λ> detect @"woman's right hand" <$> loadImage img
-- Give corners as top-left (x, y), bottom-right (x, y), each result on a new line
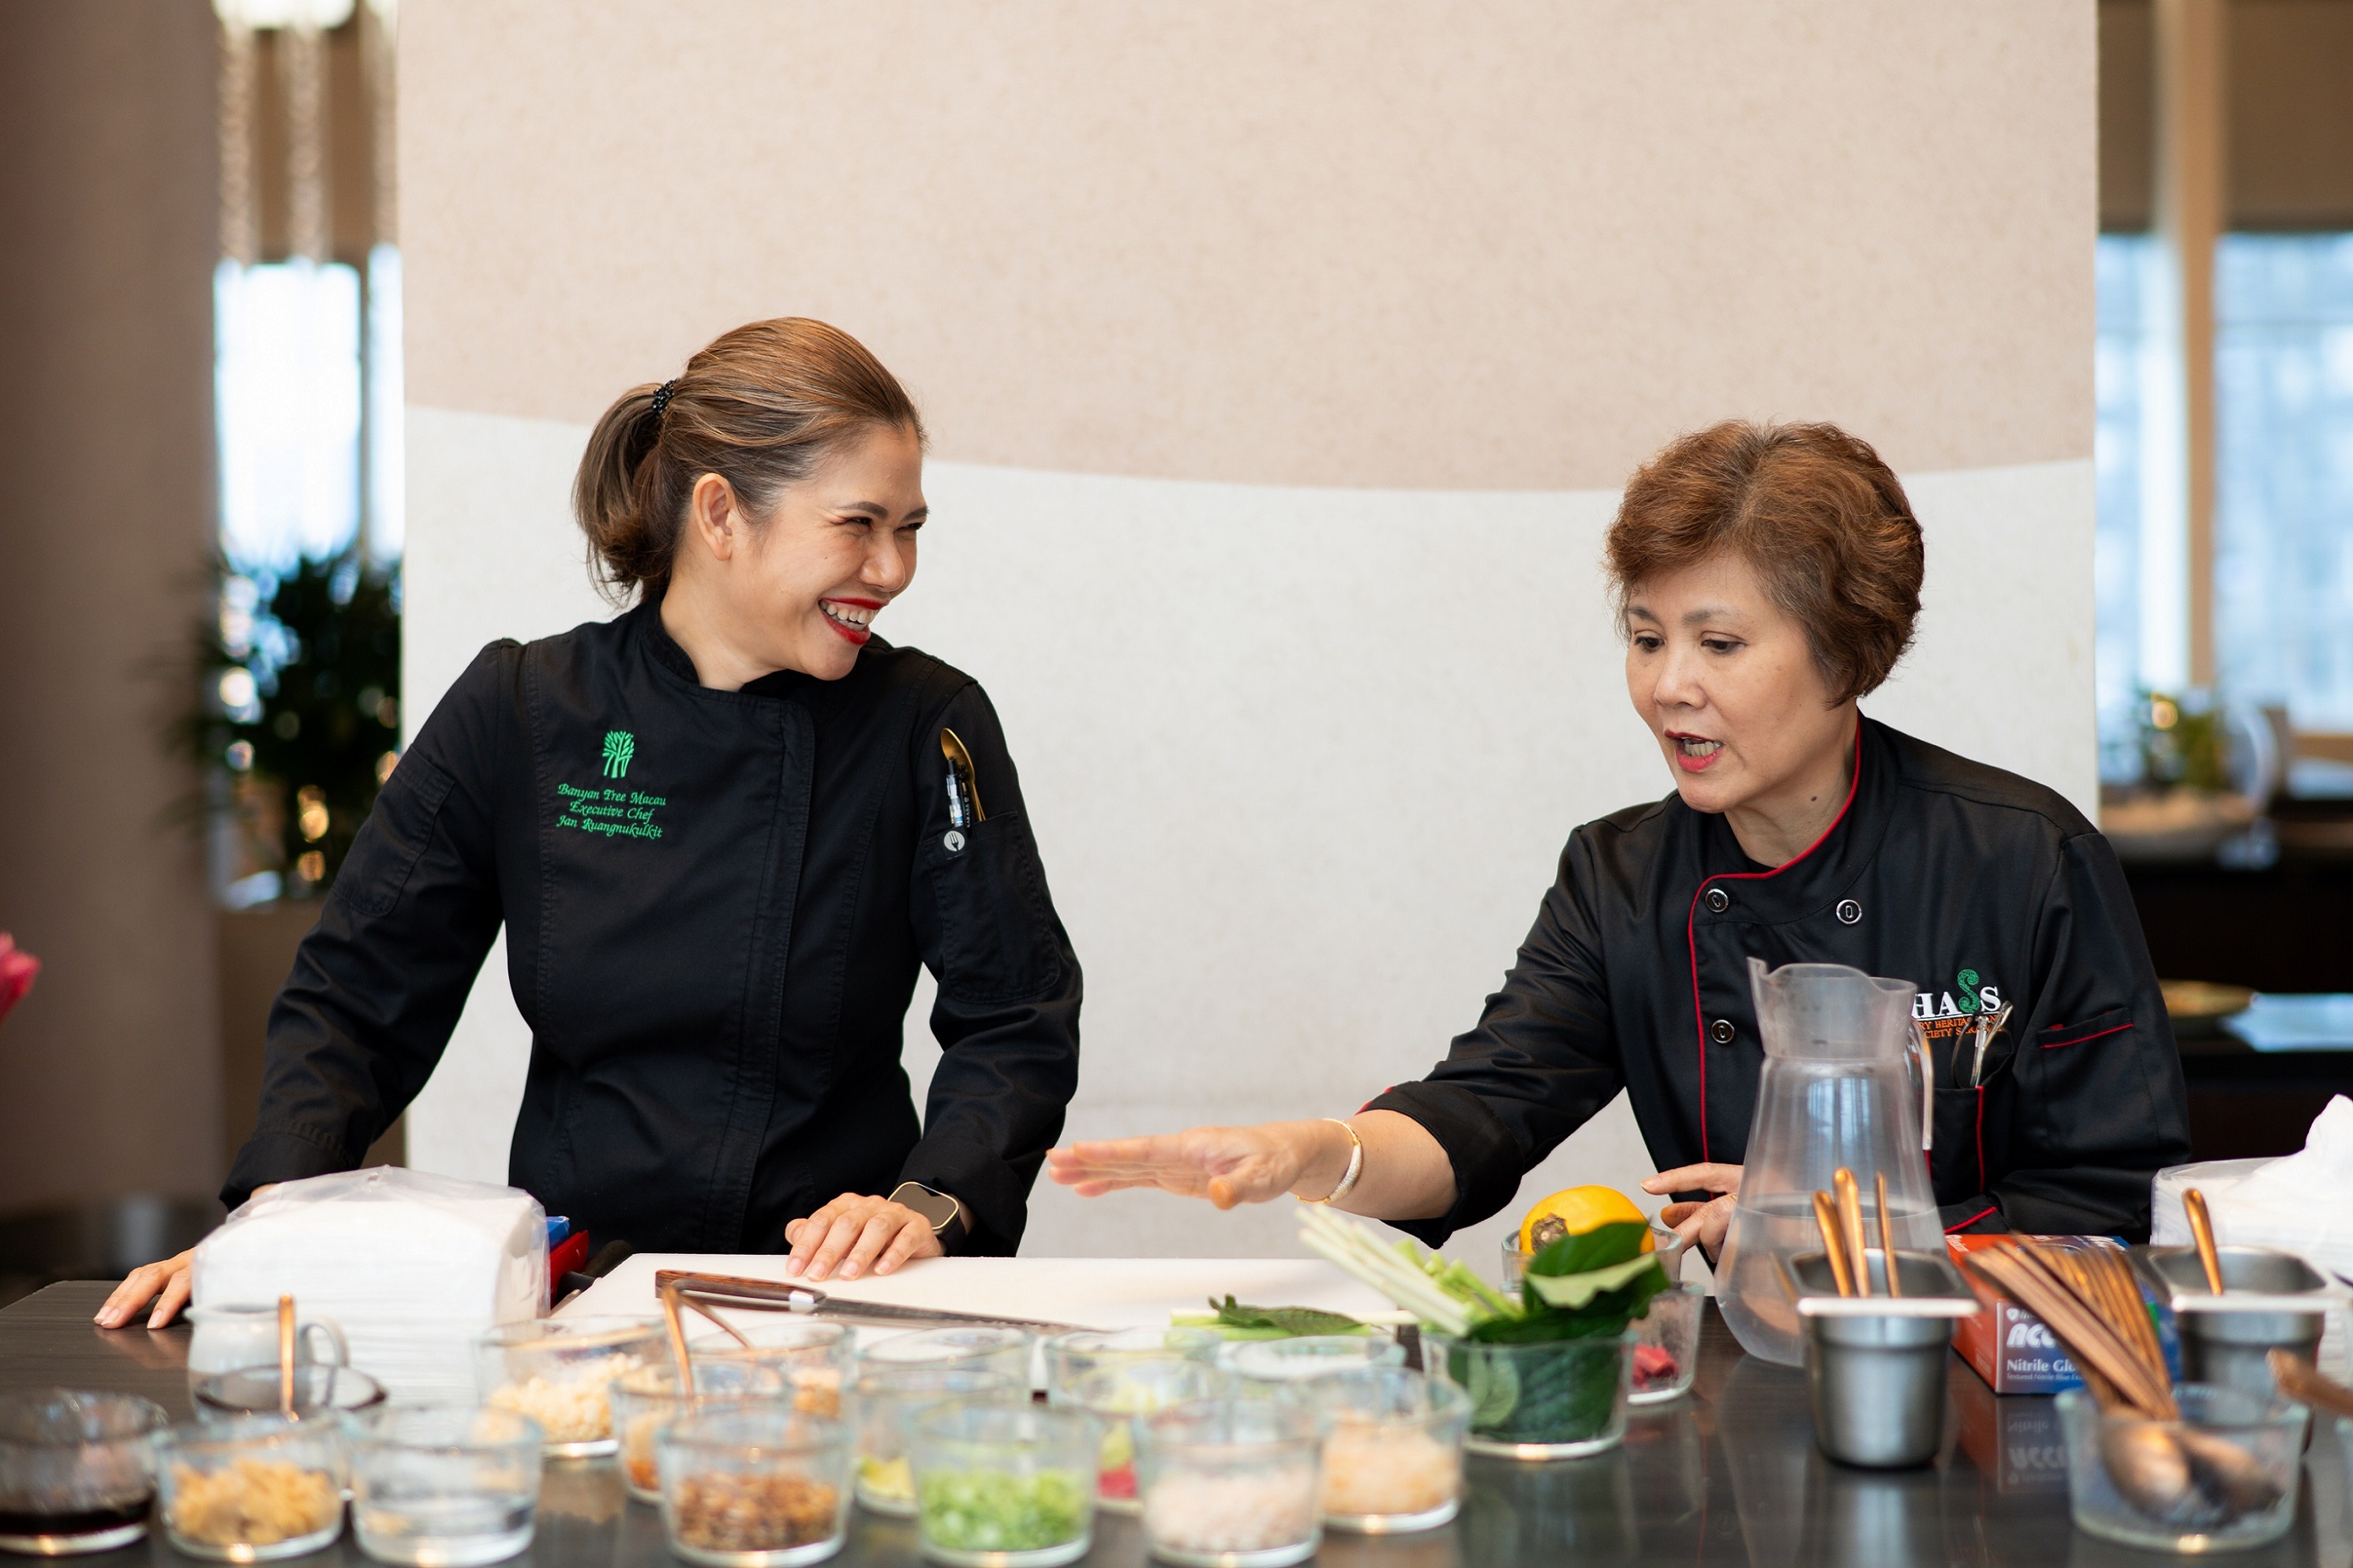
top-left (1047, 1121), bottom-right (1337, 1208)
top-left (96, 1250), bottom-right (194, 1329)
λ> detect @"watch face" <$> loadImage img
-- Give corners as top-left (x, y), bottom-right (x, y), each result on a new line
top-left (891, 1182), bottom-right (961, 1233)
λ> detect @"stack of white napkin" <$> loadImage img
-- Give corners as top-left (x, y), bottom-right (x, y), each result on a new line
top-left (193, 1167), bottom-right (547, 1402)
top-left (2153, 1094), bottom-right (2353, 1375)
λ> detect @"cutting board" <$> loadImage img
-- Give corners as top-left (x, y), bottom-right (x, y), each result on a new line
top-left (561, 1254), bottom-right (1396, 1334)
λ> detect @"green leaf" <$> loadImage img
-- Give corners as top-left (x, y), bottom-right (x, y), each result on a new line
top-left (1524, 1255), bottom-right (1665, 1310)
top-left (1525, 1219), bottom-right (1650, 1278)
top-left (1203, 1296), bottom-right (1367, 1338)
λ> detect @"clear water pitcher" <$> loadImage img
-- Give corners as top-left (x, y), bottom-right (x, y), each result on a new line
top-left (1714, 959), bottom-right (1940, 1365)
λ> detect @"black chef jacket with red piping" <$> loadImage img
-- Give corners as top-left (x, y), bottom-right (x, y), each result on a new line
top-left (1367, 717), bottom-right (2188, 1244)
top-left (220, 602), bottom-right (1082, 1256)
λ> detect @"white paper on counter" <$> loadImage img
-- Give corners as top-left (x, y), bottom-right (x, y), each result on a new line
top-left (561, 1255), bottom-right (1396, 1342)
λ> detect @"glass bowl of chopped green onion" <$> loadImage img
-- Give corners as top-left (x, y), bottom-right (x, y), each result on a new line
top-left (906, 1402), bottom-right (1097, 1568)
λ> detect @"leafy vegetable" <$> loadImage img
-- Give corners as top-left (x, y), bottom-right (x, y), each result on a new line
top-left (1300, 1206), bottom-right (1667, 1343)
top-left (1174, 1297), bottom-right (1368, 1339)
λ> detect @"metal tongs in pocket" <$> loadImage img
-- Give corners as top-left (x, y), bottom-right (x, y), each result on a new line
top-left (654, 1270), bottom-right (1096, 1335)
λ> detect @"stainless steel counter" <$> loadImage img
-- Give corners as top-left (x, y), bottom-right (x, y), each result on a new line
top-left (5, 1281), bottom-right (2347, 1566)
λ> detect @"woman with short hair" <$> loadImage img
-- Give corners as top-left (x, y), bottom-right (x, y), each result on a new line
top-left (1049, 419), bottom-right (2187, 1253)
top-left (103, 318), bottom-right (1082, 1327)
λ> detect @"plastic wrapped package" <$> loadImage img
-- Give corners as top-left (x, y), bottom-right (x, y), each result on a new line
top-left (193, 1169), bottom-right (546, 1403)
top-left (2152, 1095), bottom-right (2353, 1377)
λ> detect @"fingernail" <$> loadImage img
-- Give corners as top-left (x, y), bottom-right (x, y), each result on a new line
top-left (841, 1265), bottom-right (860, 1280)
top-left (785, 1258), bottom-right (802, 1277)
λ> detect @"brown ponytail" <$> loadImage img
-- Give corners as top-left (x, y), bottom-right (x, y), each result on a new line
top-left (572, 317), bottom-right (924, 603)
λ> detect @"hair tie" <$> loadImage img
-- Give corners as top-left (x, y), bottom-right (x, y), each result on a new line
top-left (649, 380), bottom-right (676, 420)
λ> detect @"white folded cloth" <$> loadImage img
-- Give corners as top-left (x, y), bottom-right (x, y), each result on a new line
top-left (193, 1167), bottom-right (548, 1401)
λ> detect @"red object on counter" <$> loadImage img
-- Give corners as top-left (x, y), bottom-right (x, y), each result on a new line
top-left (0, 934), bottom-right (39, 1028)
top-left (549, 1229), bottom-right (591, 1295)
top-left (1098, 1464), bottom-right (1137, 1502)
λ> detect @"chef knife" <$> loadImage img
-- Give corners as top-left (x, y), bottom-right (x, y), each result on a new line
top-left (654, 1269), bottom-right (1097, 1334)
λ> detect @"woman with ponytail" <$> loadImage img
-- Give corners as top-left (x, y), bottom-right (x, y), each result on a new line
top-left (103, 319), bottom-right (1083, 1327)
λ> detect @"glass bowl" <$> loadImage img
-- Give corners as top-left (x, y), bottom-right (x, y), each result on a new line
top-left (2056, 1385), bottom-right (2306, 1553)
top-left (155, 1415), bottom-right (345, 1561)
top-left (0, 1389), bottom-right (167, 1555)
top-left (1042, 1327), bottom-right (1222, 1403)
top-left (193, 1365), bottom-right (386, 1425)
top-left (859, 1327), bottom-right (1032, 1387)
top-left (1227, 1335), bottom-right (1402, 1385)
top-left (473, 1317), bottom-right (665, 1457)
top-left (851, 1366), bottom-right (1029, 1518)
top-left (347, 1405), bottom-right (543, 1567)
top-left (1055, 1358), bottom-right (1229, 1514)
top-left (684, 1319), bottom-right (855, 1421)
top-left (1135, 1398), bottom-right (1322, 1568)
top-left (612, 1363), bottom-right (796, 1505)
top-left (654, 1408), bottom-right (853, 1568)
top-left (1295, 1367), bottom-right (1467, 1533)
top-left (905, 1401), bottom-right (1096, 1568)
top-left (1628, 1282), bottom-right (1703, 1405)
top-left (1424, 1331), bottom-right (1632, 1458)
top-left (1503, 1214), bottom-right (1683, 1289)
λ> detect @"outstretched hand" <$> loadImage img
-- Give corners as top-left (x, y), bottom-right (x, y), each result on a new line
top-left (1642, 1162), bottom-right (1743, 1257)
top-left (1046, 1123), bottom-right (1330, 1209)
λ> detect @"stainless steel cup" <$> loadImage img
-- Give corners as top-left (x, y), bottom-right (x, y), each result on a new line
top-left (1785, 1248), bottom-right (1974, 1471)
top-left (1804, 1311), bottom-right (1954, 1469)
top-left (2142, 1245), bottom-right (2328, 1402)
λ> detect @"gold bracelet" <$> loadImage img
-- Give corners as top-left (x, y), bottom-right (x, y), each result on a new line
top-left (1312, 1118), bottom-right (1364, 1205)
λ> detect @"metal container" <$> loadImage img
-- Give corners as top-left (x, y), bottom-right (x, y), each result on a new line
top-left (1784, 1248), bottom-right (1977, 1470)
top-left (2140, 1245), bottom-right (2329, 1402)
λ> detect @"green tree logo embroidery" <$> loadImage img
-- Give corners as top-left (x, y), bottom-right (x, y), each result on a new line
top-left (601, 731), bottom-right (635, 779)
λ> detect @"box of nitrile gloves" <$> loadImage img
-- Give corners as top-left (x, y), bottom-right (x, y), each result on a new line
top-left (1946, 1234), bottom-right (2178, 1394)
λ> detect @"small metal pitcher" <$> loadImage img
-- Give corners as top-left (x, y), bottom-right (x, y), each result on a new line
top-left (1784, 1248), bottom-right (1979, 1469)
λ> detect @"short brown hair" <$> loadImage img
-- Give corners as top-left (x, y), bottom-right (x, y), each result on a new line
top-left (1604, 421), bottom-right (1923, 702)
top-left (573, 317), bottom-right (924, 603)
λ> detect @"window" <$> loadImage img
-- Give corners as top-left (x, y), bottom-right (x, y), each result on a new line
top-left (2095, 230), bottom-right (2353, 777)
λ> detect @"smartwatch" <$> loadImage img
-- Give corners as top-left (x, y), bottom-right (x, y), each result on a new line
top-left (889, 1181), bottom-right (969, 1245)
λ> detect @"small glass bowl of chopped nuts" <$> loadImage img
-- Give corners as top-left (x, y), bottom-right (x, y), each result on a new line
top-left (654, 1409), bottom-right (854, 1568)
top-left (611, 1362), bottom-right (796, 1506)
top-left (155, 1415), bottom-right (346, 1562)
top-left (474, 1318), bottom-right (664, 1458)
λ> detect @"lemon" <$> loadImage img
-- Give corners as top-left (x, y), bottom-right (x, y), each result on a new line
top-left (1519, 1185), bottom-right (1651, 1256)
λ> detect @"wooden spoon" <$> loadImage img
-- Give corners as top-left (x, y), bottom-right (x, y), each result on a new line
top-left (1874, 1172), bottom-right (1900, 1297)
top-left (277, 1294), bottom-right (296, 1420)
top-left (2183, 1188), bottom-right (2227, 1294)
top-left (1812, 1190), bottom-right (1855, 1297)
top-left (2269, 1349), bottom-right (2353, 1420)
top-left (1834, 1169), bottom-right (1870, 1297)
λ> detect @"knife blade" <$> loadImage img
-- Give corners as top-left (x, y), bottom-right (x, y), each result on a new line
top-left (653, 1270), bottom-right (1096, 1335)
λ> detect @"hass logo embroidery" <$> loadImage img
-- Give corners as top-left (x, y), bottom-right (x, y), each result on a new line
top-left (1913, 967), bottom-right (2003, 1047)
top-left (556, 730), bottom-right (668, 840)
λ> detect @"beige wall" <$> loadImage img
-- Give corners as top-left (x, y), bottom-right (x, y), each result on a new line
top-left (399, 2), bottom-right (2100, 1263)
top-left (405, 0), bottom-right (2093, 487)
top-left (0, 1), bottom-right (224, 1214)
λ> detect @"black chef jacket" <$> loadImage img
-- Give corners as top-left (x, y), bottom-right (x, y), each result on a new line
top-left (222, 603), bottom-right (1083, 1256)
top-left (1369, 717), bottom-right (2188, 1244)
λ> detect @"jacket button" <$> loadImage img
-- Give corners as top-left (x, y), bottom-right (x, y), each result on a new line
top-left (1709, 1018), bottom-right (1736, 1046)
top-left (1836, 898), bottom-right (1861, 926)
top-left (1704, 887), bottom-right (1731, 913)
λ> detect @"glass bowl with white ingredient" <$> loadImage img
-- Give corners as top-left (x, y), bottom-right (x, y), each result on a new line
top-left (474, 1318), bottom-right (664, 1457)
